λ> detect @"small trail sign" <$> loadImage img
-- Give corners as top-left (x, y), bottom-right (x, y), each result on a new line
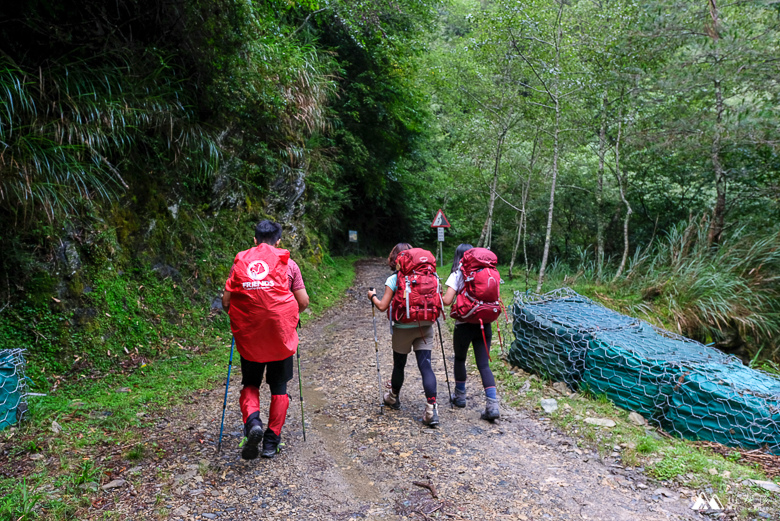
top-left (348, 230), bottom-right (358, 243)
top-left (431, 209), bottom-right (449, 266)
top-left (430, 209), bottom-right (450, 228)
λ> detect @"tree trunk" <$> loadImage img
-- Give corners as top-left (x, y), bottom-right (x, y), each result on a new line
top-left (509, 213), bottom-right (523, 278)
top-left (536, 16), bottom-right (562, 293)
top-left (536, 97), bottom-right (560, 293)
top-left (707, 78), bottom-right (726, 246)
top-left (509, 174), bottom-right (532, 278)
top-left (612, 109), bottom-right (632, 282)
top-left (478, 131), bottom-right (506, 248)
top-left (707, 0), bottom-right (726, 246)
top-left (596, 90), bottom-right (607, 282)
top-left (509, 133), bottom-right (537, 278)
top-left (523, 199), bottom-right (530, 292)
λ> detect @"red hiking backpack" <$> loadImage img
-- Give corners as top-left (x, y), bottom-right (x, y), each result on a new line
top-left (225, 243), bottom-right (299, 363)
top-left (390, 248), bottom-right (443, 324)
top-left (450, 247), bottom-right (503, 324)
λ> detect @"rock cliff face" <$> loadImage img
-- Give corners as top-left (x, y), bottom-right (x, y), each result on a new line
top-left (268, 168), bottom-right (307, 251)
top-left (210, 147), bottom-right (309, 252)
top-left (211, 157), bottom-right (248, 212)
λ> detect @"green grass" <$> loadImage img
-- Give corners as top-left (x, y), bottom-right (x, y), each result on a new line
top-left (636, 436), bottom-right (660, 455)
top-left (0, 478), bottom-right (43, 521)
top-left (300, 254), bottom-right (359, 321)
top-left (0, 255), bottom-right (356, 521)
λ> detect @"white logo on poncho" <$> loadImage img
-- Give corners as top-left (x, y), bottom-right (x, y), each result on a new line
top-left (246, 260), bottom-right (270, 281)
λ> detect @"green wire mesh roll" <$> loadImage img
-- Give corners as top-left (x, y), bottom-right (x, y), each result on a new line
top-left (508, 289), bottom-right (780, 455)
top-left (0, 349), bottom-right (27, 431)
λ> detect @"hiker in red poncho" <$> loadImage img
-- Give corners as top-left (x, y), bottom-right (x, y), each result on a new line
top-left (222, 220), bottom-right (309, 460)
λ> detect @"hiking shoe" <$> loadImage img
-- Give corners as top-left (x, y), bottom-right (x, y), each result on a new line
top-left (450, 387), bottom-right (466, 408)
top-left (261, 429), bottom-right (282, 459)
top-left (481, 397), bottom-right (500, 422)
top-left (241, 417), bottom-right (264, 460)
top-left (383, 389), bottom-right (401, 410)
top-left (422, 403), bottom-right (439, 427)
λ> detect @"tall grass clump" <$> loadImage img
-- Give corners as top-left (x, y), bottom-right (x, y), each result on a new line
top-left (0, 52), bottom-right (218, 223)
top-left (622, 219), bottom-right (780, 360)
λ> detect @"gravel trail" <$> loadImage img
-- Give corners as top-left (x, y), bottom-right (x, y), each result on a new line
top-left (107, 259), bottom-right (699, 520)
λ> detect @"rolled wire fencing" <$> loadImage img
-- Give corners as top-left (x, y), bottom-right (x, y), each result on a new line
top-left (0, 348), bottom-right (28, 431)
top-left (508, 289), bottom-right (780, 455)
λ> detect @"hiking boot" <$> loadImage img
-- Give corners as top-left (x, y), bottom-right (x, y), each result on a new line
top-left (450, 387), bottom-right (466, 408)
top-left (261, 429), bottom-right (282, 459)
top-left (422, 403), bottom-right (439, 427)
top-left (241, 416), bottom-right (264, 460)
top-left (481, 397), bottom-right (500, 422)
top-left (383, 389), bottom-right (401, 410)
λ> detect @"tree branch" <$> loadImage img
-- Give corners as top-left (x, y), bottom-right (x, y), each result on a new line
top-left (288, 8), bottom-right (328, 39)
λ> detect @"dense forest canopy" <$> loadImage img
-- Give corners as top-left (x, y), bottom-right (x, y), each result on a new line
top-left (0, 0), bottom-right (778, 370)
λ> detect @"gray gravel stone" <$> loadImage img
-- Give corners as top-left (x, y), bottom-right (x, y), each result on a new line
top-left (541, 398), bottom-right (558, 414)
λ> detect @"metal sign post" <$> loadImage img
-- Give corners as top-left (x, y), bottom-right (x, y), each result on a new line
top-left (430, 209), bottom-right (451, 267)
top-left (437, 228), bottom-right (445, 266)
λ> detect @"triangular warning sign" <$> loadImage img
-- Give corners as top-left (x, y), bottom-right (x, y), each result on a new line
top-left (431, 209), bottom-right (451, 228)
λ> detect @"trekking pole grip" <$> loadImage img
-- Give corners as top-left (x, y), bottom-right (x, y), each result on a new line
top-left (369, 287), bottom-right (376, 306)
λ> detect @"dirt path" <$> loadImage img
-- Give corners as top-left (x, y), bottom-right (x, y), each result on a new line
top-left (112, 260), bottom-right (700, 520)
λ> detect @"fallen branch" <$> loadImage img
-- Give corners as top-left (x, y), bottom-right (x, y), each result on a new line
top-left (697, 441), bottom-right (780, 478)
top-left (412, 480), bottom-right (438, 498)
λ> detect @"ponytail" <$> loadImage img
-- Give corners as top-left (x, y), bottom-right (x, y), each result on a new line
top-left (387, 242), bottom-right (412, 270)
top-left (451, 243), bottom-right (474, 274)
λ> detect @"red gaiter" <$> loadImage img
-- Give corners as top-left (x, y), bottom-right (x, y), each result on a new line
top-left (239, 386), bottom-right (260, 424)
top-left (268, 394), bottom-right (290, 435)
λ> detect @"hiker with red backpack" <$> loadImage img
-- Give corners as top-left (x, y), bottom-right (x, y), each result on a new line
top-left (367, 243), bottom-right (443, 427)
top-left (442, 244), bottom-right (502, 421)
top-left (222, 220), bottom-right (309, 460)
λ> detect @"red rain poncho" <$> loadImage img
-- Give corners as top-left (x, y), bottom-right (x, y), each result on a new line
top-left (225, 243), bottom-right (299, 363)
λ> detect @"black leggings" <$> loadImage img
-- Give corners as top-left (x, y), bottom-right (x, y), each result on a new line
top-left (240, 355), bottom-right (293, 395)
top-left (453, 323), bottom-right (496, 389)
top-left (390, 350), bottom-right (437, 401)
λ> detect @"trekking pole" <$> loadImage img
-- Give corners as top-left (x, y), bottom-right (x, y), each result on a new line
top-left (435, 319), bottom-right (454, 409)
top-left (217, 337), bottom-right (235, 453)
top-left (496, 321), bottom-right (506, 358)
top-left (296, 349), bottom-right (307, 442)
top-left (369, 288), bottom-right (385, 415)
